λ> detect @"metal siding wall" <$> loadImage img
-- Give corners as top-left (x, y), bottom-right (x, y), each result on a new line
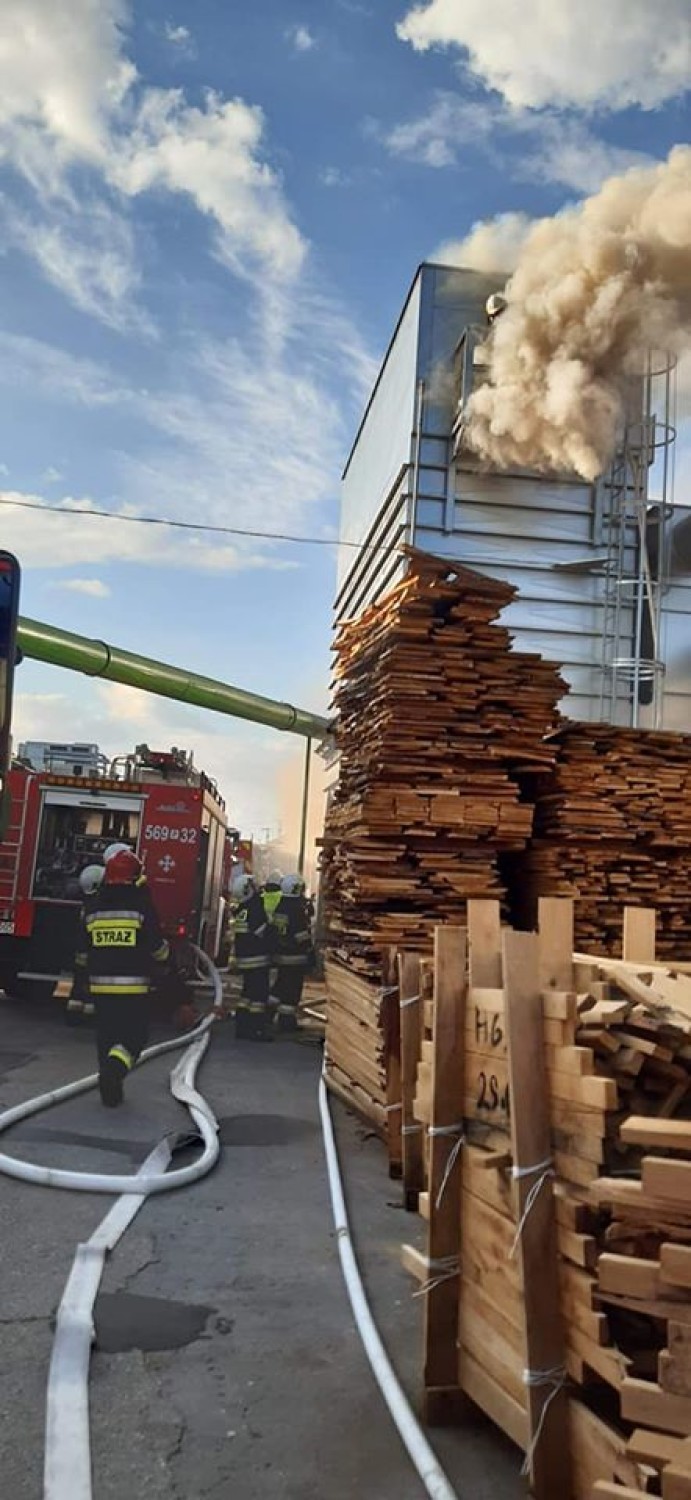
top-left (338, 276), bottom-right (421, 592)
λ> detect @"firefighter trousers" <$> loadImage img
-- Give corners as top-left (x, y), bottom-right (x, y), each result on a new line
top-left (94, 994), bottom-right (150, 1074)
top-left (273, 963), bottom-right (306, 1013)
top-left (237, 965), bottom-right (270, 1014)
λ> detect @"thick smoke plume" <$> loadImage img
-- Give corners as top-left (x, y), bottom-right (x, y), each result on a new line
top-left (464, 146), bottom-right (691, 481)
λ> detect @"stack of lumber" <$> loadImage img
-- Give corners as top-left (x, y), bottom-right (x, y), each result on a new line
top-left (322, 551), bottom-right (565, 1129)
top-left (396, 904), bottom-right (691, 1499)
top-left (519, 724), bottom-right (691, 957)
top-left (322, 550), bottom-right (566, 980)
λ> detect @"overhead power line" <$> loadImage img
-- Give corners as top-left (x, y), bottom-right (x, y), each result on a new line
top-left (0, 493), bottom-right (395, 555)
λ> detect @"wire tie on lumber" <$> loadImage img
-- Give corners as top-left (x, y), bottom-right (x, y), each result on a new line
top-left (520, 1366), bottom-right (567, 1476)
top-left (402, 1123), bottom-right (423, 1136)
top-left (400, 993), bottom-right (421, 1009)
top-left (385, 1101), bottom-right (402, 1114)
top-left (509, 1159), bottom-right (555, 1258)
top-left (412, 1256), bottom-right (459, 1299)
top-left (428, 1122), bottom-right (466, 1209)
top-left (380, 985), bottom-right (399, 997)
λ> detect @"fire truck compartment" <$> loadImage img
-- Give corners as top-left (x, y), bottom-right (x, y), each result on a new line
top-left (32, 789), bottom-right (143, 902)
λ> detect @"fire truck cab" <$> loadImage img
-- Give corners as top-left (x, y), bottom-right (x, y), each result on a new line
top-left (0, 742), bottom-right (230, 998)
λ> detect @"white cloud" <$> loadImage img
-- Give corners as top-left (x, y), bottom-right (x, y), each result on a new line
top-left (396, 0), bottom-right (691, 112)
top-left (319, 166), bottom-right (350, 188)
top-left (286, 24), bottom-right (317, 53)
top-left (2, 197), bottom-right (151, 333)
top-left (41, 466), bottom-right (64, 484)
top-left (51, 577), bottom-right (111, 597)
top-left (0, 493), bottom-right (298, 574)
top-left (0, 330), bottom-right (130, 406)
top-left (0, 0), bottom-right (306, 323)
top-left (112, 90), bottom-right (305, 281)
top-left (379, 90), bottom-right (654, 191)
top-left (164, 22), bottom-right (191, 47)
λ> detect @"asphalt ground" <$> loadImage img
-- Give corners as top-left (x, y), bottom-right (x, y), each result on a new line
top-left (0, 995), bottom-right (525, 1499)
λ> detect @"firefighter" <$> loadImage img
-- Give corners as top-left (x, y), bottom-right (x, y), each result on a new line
top-left (77, 846), bottom-right (172, 1106)
top-left (272, 873), bottom-right (313, 1033)
top-left (232, 873), bottom-right (273, 1040)
top-left (66, 864), bottom-right (105, 1024)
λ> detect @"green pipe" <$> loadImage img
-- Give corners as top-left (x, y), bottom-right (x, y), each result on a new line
top-left (17, 616), bottom-right (329, 741)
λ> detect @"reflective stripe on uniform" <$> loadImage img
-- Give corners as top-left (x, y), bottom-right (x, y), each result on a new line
top-left (108, 1044), bottom-right (134, 1070)
top-left (235, 955), bottom-right (269, 971)
top-left (67, 998), bottom-right (84, 1012)
top-left (92, 985), bottom-right (149, 995)
top-left (90, 974), bottom-right (150, 995)
top-left (248, 1003), bottom-right (267, 1015)
top-left (275, 954), bottom-right (308, 968)
top-left (277, 1003), bottom-right (297, 1015)
top-left (74, 952), bottom-right (87, 968)
top-left (152, 940), bottom-right (170, 962)
top-left (86, 910), bottom-right (144, 927)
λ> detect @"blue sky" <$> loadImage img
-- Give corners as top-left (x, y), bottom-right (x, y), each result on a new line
top-left (0, 0), bottom-right (689, 840)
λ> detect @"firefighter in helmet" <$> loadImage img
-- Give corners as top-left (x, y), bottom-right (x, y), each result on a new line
top-left (76, 846), bottom-right (172, 1106)
top-left (271, 873), bottom-right (313, 1033)
top-left (66, 864), bottom-right (105, 1024)
top-left (232, 873), bottom-right (273, 1040)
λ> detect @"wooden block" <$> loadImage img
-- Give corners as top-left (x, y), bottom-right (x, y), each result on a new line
top-left (663, 1469), bottom-right (691, 1500)
top-left (620, 1117), bottom-right (691, 1151)
top-left (623, 906), bottom-right (656, 964)
top-left (548, 1072), bottom-right (618, 1109)
top-left (418, 1190), bottom-right (430, 1221)
top-left (642, 1158), bottom-right (691, 1205)
top-left (591, 1485), bottom-right (649, 1499)
top-left (662, 1246), bottom-right (691, 1289)
top-left (559, 1228), bottom-right (598, 1269)
top-left (504, 928), bottom-right (566, 1498)
top-left (621, 1378), bottom-right (691, 1436)
top-left (458, 1347), bottom-right (528, 1451)
top-left (538, 897), bottom-right (574, 990)
top-left (400, 1244), bottom-right (429, 1284)
top-left (467, 900), bottom-right (502, 988)
top-left (626, 1427), bottom-right (687, 1469)
top-left (660, 1350), bottom-right (691, 1398)
top-left (543, 990), bottom-right (578, 1022)
top-left (568, 1328), bottom-right (628, 1389)
top-left (546, 1045), bottom-right (595, 1077)
top-left (598, 1253), bottom-right (660, 1301)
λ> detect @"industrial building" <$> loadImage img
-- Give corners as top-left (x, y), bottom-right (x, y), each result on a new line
top-left (337, 263), bottom-right (689, 729)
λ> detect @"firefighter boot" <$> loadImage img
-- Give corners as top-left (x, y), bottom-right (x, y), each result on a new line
top-left (99, 1045), bottom-right (131, 1107)
top-left (234, 1005), bottom-right (255, 1040)
top-left (275, 1006), bottom-right (299, 1036)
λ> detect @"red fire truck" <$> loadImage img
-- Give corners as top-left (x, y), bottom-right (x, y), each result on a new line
top-left (0, 741), bottom-right (232, 998)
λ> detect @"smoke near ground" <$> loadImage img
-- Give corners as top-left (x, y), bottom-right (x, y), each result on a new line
top-left (459, 146), bottom-right (691, 481)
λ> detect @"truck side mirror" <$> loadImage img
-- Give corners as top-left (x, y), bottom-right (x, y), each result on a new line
top-left (0, 552), bottom-right (21, 790)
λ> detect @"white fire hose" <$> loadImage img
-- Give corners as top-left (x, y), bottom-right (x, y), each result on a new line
top-left (0, 947), bottom-right (222, 1500)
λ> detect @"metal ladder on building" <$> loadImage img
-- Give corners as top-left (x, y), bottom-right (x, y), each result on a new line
top-left (599, 355), bottom-right (676, 728)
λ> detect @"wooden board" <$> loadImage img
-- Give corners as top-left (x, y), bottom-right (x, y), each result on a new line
top-left (398, 950), bottom-right (424, 1207)
top-left (623, 905), bottom-right (656, 963)
top-left (503, 927), bottom-right (566, 1498)
top-left (620, 1378), bottom-right (691, 1436)
top-left (423, 925), bottom-right (467, 1408)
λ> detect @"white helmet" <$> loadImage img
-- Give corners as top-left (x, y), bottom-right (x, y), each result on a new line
top-left (265, 868), bottom-right (283, 887)
top-left (232, 873), bottom-right (256, 901)
top-left (281, 873), bottom-right (305, 897)
top-left (103, 842), bottom-right (130, 863)
top-left (486, 292), bottom-right (507, 322)
top-left (80, 864), bottom-right (105, 897)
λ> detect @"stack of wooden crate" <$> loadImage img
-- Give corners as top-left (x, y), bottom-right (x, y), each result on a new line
top-left (387, 901), bottom-right (691, 1500)
top-left (517, 725), bottom-right (691, 956)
